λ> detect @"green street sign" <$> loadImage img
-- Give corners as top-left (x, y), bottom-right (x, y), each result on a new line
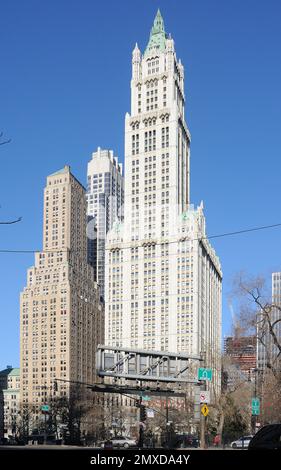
top-left (252, 398), bottom-right (260, 416)
top-left (198, 368), bottom-right (212, 381)
top-left (41, 405), bottom-right (49, 412)
top-left (142, 396), bottom-right (151, 401)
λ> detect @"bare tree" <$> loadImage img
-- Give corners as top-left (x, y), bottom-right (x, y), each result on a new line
top-left (17, 403), bottom-right (37, 442)
top-left (50, 387), bottom-right (91, 444)
top-left (210, 352), bottom-right (252, 445)
top-left (234, 274), bottom-right (281, 381)
top-left (230, 274), bottom-right (281, 425)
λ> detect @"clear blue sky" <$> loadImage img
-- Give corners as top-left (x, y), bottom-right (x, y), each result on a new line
top-left (1, 0), bottom-right (281, 369)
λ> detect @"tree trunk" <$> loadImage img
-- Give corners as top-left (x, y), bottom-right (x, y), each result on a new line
top-left (218, 408), bottom-right (225, 438)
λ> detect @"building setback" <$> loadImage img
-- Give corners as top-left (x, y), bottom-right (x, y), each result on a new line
top-left (20, 166), bottom-right (104, 425)
top-left (105, 11), bottom-right (222, 394)
top-left (86, 147), bottom-right (124, 299)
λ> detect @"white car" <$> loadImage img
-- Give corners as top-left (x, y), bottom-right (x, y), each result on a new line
top-left (231, 435), bottom-right (253, 449)
top-left (101, 436), bottom-right (137, 449)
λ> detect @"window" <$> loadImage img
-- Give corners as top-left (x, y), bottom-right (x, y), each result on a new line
top-left (161, 127), bottom-right (169, 148)
top-left (144, 130), bottom-right (156, 153)
top-left (132, 134), bottom-right (139, 155)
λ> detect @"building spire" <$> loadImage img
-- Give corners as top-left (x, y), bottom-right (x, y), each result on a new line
top-left (153, 8), bottom-right (165, 34)
top-left (144, 9), bottom-right (166, 56)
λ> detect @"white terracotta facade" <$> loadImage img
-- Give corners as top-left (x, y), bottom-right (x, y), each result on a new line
top-left (105, 12), bottom-right (222, 392)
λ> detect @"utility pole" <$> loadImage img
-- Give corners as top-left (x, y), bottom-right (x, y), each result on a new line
top-left (165, 396), bottom-right (169, 448)
top-left (200, 405), bottom-right (207, 449)
top-left (254, 369), bottom-right (257, 432)
top-left (251, 368), bottom-right (259, 434)
top-left (43, 411), bottom-right (47, 445)
top-left (138, 397), bottom-right (144, 449)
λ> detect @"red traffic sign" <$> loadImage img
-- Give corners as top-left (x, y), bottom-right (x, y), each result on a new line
top-left (200, 391), bottom-right (210, 404)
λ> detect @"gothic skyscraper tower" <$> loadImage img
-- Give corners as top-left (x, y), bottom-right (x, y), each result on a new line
top-left (129, 9), bottom-right (190, 226)
top-left (105, 11), bottom-right (222, 392)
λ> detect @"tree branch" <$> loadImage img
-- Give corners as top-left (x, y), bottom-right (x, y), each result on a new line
top-left (271, 318), bottom-right (281, 329)
top-left (0, 216), bottom-right (22, 225)
top-left (0, 131), bottom-right (11, 145)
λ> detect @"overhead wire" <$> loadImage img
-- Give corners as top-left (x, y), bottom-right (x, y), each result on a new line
top-left (0, 221), bottom-right (281, 255)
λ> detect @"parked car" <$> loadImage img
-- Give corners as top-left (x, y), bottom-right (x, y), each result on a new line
top-left (101, 436), bottom-right (137, 449)
top-left (112, 436), bottom-right (137, 448)
top-left (172, 434), bottom-right (199, 448)
top-left (230, 435), bottom-right (253, 449)
top-left (0, 437), bottom-right (9, 445)
top-left (103, 440), bottom-right (113, 449)
top-left (248, 424), bottom-right (281, 450)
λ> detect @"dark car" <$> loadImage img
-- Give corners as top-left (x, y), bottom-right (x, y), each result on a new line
top-left (103, 440), bottom-right (114, 449)
top-left (0, 437), bottom-right (9, 445)
top-left (173, 434), bottom-right (199, 448)
top-left (248, 424), bottom-right (281, 450)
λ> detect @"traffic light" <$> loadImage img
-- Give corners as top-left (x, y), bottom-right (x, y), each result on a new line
top-left (140, 405), bottom-right (147, 422)
top-left (53, 380), bottom-right (58, 392)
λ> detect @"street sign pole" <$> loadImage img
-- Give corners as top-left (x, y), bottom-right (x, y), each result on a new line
top-left (200, 408), bottom-right (207, 449)
top-left (251, 398), bottom-right (260, 434)
top-left (41, 405), bottom-right (49, 445)
top-left (165, 396), bottom-right (170, 448)
top-left (43, 410), bottom-right (47, 445)
top-left (199, 353), bottom-right (207, 449)
top-left (138, 397), bottom-right (144, 449)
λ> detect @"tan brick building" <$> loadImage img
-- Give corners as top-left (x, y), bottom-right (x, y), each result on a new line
top-left (20, 166), bottom-right (104, 425)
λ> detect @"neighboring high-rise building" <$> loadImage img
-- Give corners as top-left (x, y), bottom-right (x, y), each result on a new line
top-left (257, 272), bottom-right (281, 371)
top-left (86, 147), bottom-right (124, 299)
top-left (0, 367), bottom-right (20, 440)
top-left (105, 11), bottom-right (222, 392)
top-left (20, 166), bottom-right (104, 426)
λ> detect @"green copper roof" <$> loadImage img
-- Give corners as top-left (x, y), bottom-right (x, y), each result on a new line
top-left (0, 367), bottom-right (19, 377)
top-left (8, 368), bottom-right (20, 377)
top-left (144, 9), bottom-right (167, 56)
